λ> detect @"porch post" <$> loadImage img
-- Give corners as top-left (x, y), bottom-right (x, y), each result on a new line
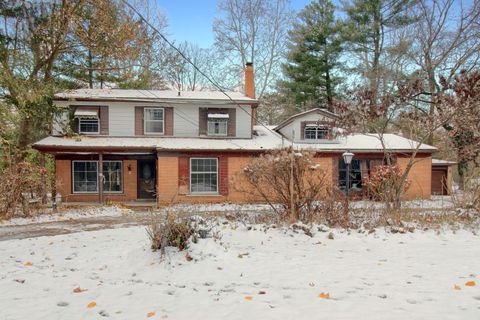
top-left (98, 152), bottom-right (104, 204)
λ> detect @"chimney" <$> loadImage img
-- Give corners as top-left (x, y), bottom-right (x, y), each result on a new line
top-left (245, 62), bottom-right (255, 99)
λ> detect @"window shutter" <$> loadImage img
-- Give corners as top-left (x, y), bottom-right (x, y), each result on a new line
top-left (164, 107), bottom-right (174, 135)
top-left (178, 156), bottom-right (190, 192)
top-left (99, 106), bottom-right (109, 135)
top-left (218, 155), bottom-right (229, 195)
top-left (300, 122), bottom-right (306, 140)
top-left (199, 108), bottom-right (207, 135)
top-left (227, 108), bottom-right (236, 137)
top-left (333, 157), bottom-right (339, 186)
top-left (135, 106), bottom-right (144, 136)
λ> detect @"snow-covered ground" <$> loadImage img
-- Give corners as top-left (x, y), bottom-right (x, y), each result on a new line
top-left (1, 222), bottom-right (479, 319)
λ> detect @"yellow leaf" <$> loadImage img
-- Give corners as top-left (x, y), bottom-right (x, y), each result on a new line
top-left (87, 301), bottom-right (96, 309)
top-left (147, 311), bottom-right (156, 317)
top-left (319, 292), bottom-right (330, 299)
top-left (244, 296), bottom-right (253, 301)
top-left (24, 262), bottom-right (33, 266)
top-left (73, 287), bottom-right (87, 293)
top-left (454, 284), bottom-right (461, 290)
top-left (465, 281), bottom-right (476, 287)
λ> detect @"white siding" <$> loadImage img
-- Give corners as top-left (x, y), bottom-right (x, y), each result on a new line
top-left (236, 105), bottom-right (252, 138)
top-left (109, 103), bottom-right (135, 136)
top-left (278, 112), bottom-right (333, 142)
top-left (173, 105), bottom-right (199, 136)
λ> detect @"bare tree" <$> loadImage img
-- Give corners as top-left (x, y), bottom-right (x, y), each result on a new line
top-left (213, 0), bottom-right (294, 98)
top-left (408, 0), bottom-right (480, 143)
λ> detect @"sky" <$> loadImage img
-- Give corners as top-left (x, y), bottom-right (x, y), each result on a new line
top-left (156, 0), bottom-right (313, 48)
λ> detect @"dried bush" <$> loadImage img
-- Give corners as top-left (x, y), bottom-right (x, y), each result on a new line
top-left (146, 212), bottom-right (195, 255)
top-left (364, 165), bottom-right (411, 205)
top-left (235, 148), bottom-right (346, 224)
top-left (452, 170), bottom-right (480, 213)
top-left (0, 161), bottom-right (47, 220)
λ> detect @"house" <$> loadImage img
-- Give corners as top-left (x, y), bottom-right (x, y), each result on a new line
top-left (33, 64), bottom-right (442, 204)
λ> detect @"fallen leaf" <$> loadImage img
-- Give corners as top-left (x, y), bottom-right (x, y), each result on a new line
top-left (24, 261), bottom-right (33, 266)
top-left (147, 311), bottom-right (156, 317)
top-left (185, 253), bottom-right (193, 261)
top-left (87, 301), bottom-right (96, 309)
top-left (466, 281), bottom-right (476, 287)
top-left (319, 292), bottom-right (330, 299)
top-left (73, 287), bottom-right (87, 293)
top-left (454, 284), bottom-right (462, 290)
top-left (309, 282), bottom-right (315, 287)
top-left (48, 242), bottom-right (54, 245)
top-left (14, 279), bottom-right (25, 284)
top-left (258, 291), bottom-right (266, 295)
top-left (244, 296), bottom-right (253, 301)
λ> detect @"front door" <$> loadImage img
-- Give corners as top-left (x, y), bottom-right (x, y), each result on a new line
top-left (137, 159), bottom-right (156, 199)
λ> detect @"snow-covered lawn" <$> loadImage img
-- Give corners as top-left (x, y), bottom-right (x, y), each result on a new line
top-left (1, 223), bottom-right (479, 319)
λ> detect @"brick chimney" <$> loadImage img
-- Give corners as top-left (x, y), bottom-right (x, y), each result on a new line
top-left (245, 62), bottom-right (255, 99)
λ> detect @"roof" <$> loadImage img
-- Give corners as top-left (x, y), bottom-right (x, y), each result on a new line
top-left (54, 89), bottom-right (257, 104)
top-left (432, 159), bottom-right (457, 166)
top-left (33, 126), bottom-right (287, 153)
top-left (33, 129), bottom-right (436, 154)
top-left (275, 108), bottom-right (340, 131)
top-left (293, 133), bottom-right (437, 153)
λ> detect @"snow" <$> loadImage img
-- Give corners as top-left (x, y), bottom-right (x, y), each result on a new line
top-left (54, 89), bottom-right (257, 103)
top-left (0, 206), bottom-right (131, 226)
top-left (294, 133), bottom-right (437, 152)
top-left (33, 126), bottom-right (287, 151)
top-left (1, 221), bottom-right (479, 320)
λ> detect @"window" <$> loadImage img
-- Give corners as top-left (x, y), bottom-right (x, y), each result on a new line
top-left (304, 126), bottom-right (329, 140)
top-left (79, 118), bottom-right (99, 134)
top-left (103, 161), bottom-right (122, 192)
top-left (72, 160), bottom-right (123, 193)
top-left (338, 159), bottom-right (363, 191)
top-left (208, 118), bottom-right (228, 136)
top-left (190, 158), bottom-right (218, 194)
top-left (144, 108), bottom-right (164, 134)
top-left (73, 161), bottom-right (98, 193)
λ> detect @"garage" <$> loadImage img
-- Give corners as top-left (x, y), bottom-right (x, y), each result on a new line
top-left (431, 159), bottom-right (456, 195)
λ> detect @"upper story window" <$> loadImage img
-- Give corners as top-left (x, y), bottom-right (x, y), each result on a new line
top-left (207, 113), bottom-right (229, 136)
top-left (304, 125), bottom-right (329, 140)
top-left (144, 108), bottom-right (164, 134)
top-left (74, 108), bottom-right (99, 134)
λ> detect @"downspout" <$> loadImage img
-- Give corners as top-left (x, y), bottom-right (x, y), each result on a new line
top-left (98, 152), bottom-right (104, 204)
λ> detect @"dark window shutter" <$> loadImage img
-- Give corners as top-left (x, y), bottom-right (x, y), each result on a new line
top-left (333, 157), bottom-right (339, 186)
top-left (218, 156), bottom-right (229, 195)
top-left (135, 106), bottom-right (144, 136)
top-left (300, 122), bottom-right (306, 140)
top-left (227, 108), bottom-right (236, 137)
top-left (178, 156), bottom-right (190, 189)
top-left (99, 106), bottom-right (109, 135)
top-left (199, 108), bottom-right (207, 135)
top-left (165, 107), bottom-right (174, 135)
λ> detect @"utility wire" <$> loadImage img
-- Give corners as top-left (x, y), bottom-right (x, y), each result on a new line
top-left (119, 0), bottom-right (279, 138)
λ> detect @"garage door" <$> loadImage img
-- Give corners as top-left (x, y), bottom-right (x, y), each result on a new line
top-left (431, 170), bottom-right (447, 195)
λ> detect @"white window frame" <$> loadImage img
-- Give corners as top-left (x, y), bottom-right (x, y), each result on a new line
top-left (144, 107), bottom-right (165, 135)
top-left (189, 158), bottom-right (219, 194)
top-left (207, 118), bottom-right (228, 136)
top-left (72, 160), bottom-right (123, 194)
top-left (78, 118), bottom-right (100, 134)
top-left (304, 126), bottom-right (329, 140)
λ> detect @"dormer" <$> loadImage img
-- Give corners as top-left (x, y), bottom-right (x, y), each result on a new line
top-left (274, 108), bottom-right (340, 143)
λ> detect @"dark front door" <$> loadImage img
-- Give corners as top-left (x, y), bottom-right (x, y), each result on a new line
top-left (137, 159), bottom-right (156, 199)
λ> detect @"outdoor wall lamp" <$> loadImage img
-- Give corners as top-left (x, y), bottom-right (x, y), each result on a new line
top-left (127, 164), bottom-right (132, 174)
top-left (342, 151), bottom-right (355, 197)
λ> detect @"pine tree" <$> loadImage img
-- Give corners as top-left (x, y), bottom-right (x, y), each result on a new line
top-left (280, 0), bottom-right (342, 111)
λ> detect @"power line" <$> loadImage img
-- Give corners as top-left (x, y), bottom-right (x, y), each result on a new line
top-left (119, 0), bottom-right (278, 137)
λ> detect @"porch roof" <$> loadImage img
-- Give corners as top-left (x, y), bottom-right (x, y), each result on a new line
top-left (33, 127), bottom-right (436, 154)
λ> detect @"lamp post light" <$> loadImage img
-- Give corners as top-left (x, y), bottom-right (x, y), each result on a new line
top-left (342, 151), bottom-right (354, 197)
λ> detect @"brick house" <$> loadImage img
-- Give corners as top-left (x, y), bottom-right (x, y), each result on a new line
top-left (33, 64), bottom-right (442, 204)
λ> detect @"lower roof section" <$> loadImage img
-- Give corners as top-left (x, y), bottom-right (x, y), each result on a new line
top-left (33, 126), bottom-right (437, 154)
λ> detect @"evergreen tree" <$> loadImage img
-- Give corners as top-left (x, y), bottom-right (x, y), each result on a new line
top-left (280, 0), bottom-right (342, 111)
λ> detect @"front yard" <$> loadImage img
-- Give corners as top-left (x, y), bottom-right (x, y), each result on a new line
top-left (1, 216), bottom-right (479, 319)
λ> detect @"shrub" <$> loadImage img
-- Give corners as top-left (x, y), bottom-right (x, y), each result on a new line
top-left (234, 148), bottom-right (344, 224)
top-left (146, 212), bottom-right (195, 255)
top-left (364, 164), bottom-right (410, 204)
top-left (0, 161), bottom-right (47, 220)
